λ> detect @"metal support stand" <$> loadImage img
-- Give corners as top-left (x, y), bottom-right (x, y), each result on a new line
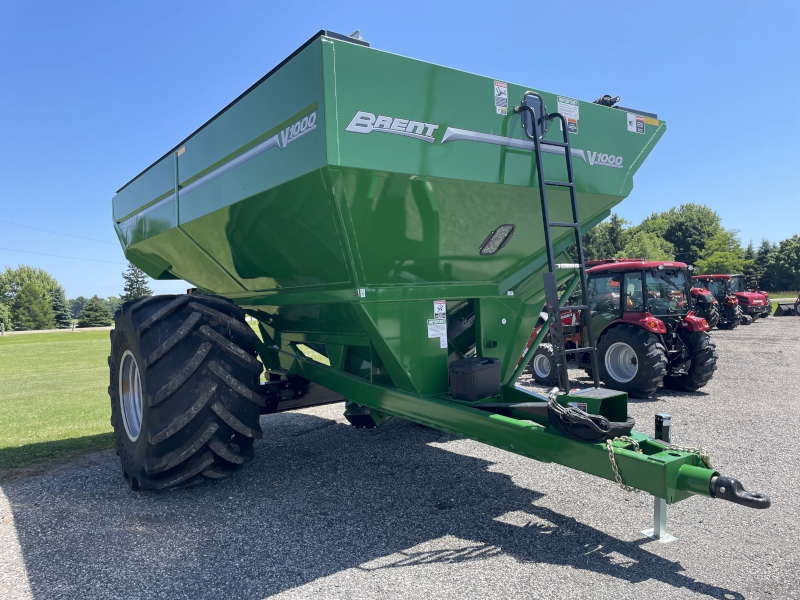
top-left (642, 413), bottom-right (678, 543)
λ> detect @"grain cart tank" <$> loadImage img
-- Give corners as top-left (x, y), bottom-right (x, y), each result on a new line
top-left (109, 31), bottom-right (769, 517)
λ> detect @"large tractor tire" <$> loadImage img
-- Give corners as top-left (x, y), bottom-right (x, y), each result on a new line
top-left (718, 305), bottom-right (742, 330)
top-left (703, 304), bottom-right (720, 329)
top-left (795, 299), bottom-right (800, 316)
top-left (662, 330), bottom-right (718, 392)
top-left (109, 294), bottom-right (264, 491)
top-left (597, 325), bottom-right (668, 399)
top-left (524, 345), bottom-right (560, 387)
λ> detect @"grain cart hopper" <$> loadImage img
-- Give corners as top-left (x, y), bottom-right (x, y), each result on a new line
top-left (109, 31), bottom-right (769, 518)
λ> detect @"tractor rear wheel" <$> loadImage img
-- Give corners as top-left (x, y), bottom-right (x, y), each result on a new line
top-left (597, 324), bottom-right (667, 398)
top-left (662, 330), bottom-right (718, 392)
top-left (704, 304), bottom-right (720, 329)
top-left (525, 345), bottom-right (559, 387)
top-left (109, 294), bottom-right (264, 491)
top-left (795, 299), bottom-right (800, 316)
top-left (719, 305), bottom-right (742, 329)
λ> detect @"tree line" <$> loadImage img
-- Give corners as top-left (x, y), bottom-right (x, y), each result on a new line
top-left (0, 263), bottom-right (153, 331)
top-left (574, 203), bottom-right (800, 291)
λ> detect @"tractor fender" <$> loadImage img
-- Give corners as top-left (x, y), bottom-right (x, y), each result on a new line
top-left (595, 313), bottom-right (667, 346)
top-left (680, 312), bottom-right (711, 332)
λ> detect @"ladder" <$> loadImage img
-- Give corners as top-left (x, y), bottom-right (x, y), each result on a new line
top-left (514, 92), bottom-right (600, 391)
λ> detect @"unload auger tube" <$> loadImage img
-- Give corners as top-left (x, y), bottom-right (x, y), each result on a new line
top-left (110, 30), bottom-right (771, 508)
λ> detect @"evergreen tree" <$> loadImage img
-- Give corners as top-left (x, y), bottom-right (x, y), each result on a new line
top-left (50, 286), bottom-right (73, 328)
top-left (106, 296), bottom-right (122, 317)
top-left (11, 282), bottom-right (55, 330)
top-left (69, 296), bottom-right (88, 319)
top-left (78, 295), bottom-right (112, 327)
top-left (120, 263), bottom-right (153, 302)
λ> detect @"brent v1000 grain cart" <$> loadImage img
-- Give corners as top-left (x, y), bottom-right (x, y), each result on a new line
top-left (109, 31), bottom-right (769, 519)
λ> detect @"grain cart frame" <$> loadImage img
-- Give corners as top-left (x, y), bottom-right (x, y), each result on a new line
top-left (109, 31), bottom-right (768, 514)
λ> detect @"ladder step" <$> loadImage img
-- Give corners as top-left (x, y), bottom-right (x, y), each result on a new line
top-left (544, 180), bottom-right (574, 187)
top-left (564, 347), bottom-right (596, 354)
top-left (541, 140), bottom-right (569, 148)
top-left (549, 222), bottom-right (580, 229)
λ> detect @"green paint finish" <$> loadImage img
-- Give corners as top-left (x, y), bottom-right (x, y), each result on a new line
top-left (288, 351), bottom-right (712, 503)
top-left (111, 33), bottom-right (679, 497)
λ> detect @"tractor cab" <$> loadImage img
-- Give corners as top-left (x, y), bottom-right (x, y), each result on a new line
top-left (586, 260), bottom-right (694, 330)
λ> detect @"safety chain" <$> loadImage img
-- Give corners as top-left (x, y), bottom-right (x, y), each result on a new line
top-left (606, 437), bottom-right (715, 493)
top-left (663, 443), bottom-right (714, 470)
top-left (605, 436), bottom-right (642, 493)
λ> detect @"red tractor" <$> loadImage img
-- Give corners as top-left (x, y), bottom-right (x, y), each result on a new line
top-left (524, 259), bottom-right (718, 398)
top-left (729, 274), bottom-right (771, 320)
top-left (692, 274), bottom-right (743, 329)
top-left (689, 285), bottom-right (720, 329)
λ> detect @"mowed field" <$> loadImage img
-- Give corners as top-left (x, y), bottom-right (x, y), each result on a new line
top-left (0, 331), bottom-right (114, 473)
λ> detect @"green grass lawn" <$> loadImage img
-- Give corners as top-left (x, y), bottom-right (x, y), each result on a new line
top-left (0, 330), bottom-right (114, 473)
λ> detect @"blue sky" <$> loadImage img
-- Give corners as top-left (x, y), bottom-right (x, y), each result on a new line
top-left (1, 1), bottom-right (797, 298)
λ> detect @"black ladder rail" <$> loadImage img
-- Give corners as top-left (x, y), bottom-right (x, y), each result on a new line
top-left (514, 92), bottom-right (600, 392)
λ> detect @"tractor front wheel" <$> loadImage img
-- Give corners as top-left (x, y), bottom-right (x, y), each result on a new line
top-left (525, 345), bottom-right (559, 387)
top-left (597, 325), bottom-right (667, 398)
top-left (662, 330), bottom-right (719, 392)
top-left (109, 294), bottom-right (264, 491)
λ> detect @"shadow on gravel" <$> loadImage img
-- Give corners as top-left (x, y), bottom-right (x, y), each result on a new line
top-left (0, 433), bottom-right (114, 474)
top-left (4, 412), bottom-right (743, 599)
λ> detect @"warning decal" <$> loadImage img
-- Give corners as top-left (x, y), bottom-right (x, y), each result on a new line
top-left (494, 81), bottom-right (508, 115)
top-left (433, 300), bottom-right (446, 319)
top-left (627, 113), bottom-right (645, 134)
top-left (557, 96), bottom-right (579, 121)
top-left (427, 319), bottom-right (448, 349)
top-left (567, 118), bottom-right (578, 134)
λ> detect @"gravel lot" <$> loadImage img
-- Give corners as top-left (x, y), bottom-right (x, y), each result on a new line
top-left (1, 316), bottom-right (798, 599)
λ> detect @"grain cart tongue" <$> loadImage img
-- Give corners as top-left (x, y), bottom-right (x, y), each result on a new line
top-left (109, 31), bottom-right (769, 518)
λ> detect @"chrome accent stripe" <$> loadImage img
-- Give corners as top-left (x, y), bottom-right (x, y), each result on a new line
top-left (180, 134), bottom-right (281, 197)
top-left (440, 127), bottom-right (587, 162)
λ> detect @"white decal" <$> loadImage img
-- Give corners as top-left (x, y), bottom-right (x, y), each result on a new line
top-left (433, 300), bottom-right (446, 319)
top-left (627, 113), bottom-right (645, 134)
top-left (281, 111), bottom-right (317, 147)
top-left (345, 111), bottom-right (439, 143)
top-left (587, 151), bottom-right (623, 169)
top-left (427, 318), bottom-right (447, 348)
top-left (494, 81), bottom-right (508, 115)
top-left (557, 96), bottom-right (579, 121)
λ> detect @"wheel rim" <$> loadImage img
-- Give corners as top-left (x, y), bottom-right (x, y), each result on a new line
top-left (119, 350), bottom-right (143, 442)
top-left (605, 342), bottom-right (638, 383)
top-left (533, 353), bottom-right (551, 379)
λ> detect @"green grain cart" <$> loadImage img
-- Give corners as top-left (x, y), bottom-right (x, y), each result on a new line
top-left (109, 31), bottom-right (768, 517)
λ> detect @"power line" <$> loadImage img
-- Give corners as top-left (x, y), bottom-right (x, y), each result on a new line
top-left (0, 220), bottom-right (118, 245)
top-left (0, 247), bottom-right (127, 265)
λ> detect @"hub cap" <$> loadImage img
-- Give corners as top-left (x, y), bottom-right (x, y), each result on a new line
top-left (605, 342), bottom-right (638, 383)
top-left (119, 350), bottom-right (143, 442)
top-left (533, 353), bottom-right (552, 379)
